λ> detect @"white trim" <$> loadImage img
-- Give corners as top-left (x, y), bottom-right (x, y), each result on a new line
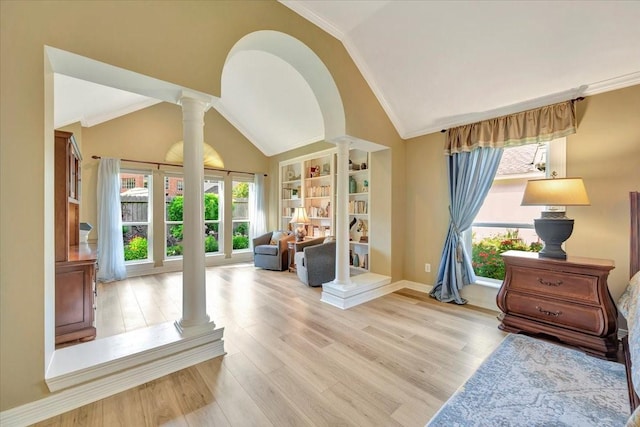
top-left (400, 280), bottom-right (433, 293)
top-left (582, 71), bottom-right (640, 97)
top-left (45, 322), bottom-right (224, 391)
top-left (321, 273), bottom-right (392, 309)
top-left (279, 1), bottom-right (345, 40)
top-left (2, 331), bottom-right (224, 427)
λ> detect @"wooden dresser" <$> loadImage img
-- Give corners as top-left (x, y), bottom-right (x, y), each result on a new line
top-left (55, 130), bottom-right (97, 344)
top-left (497, 250), bottom-right (618, 360)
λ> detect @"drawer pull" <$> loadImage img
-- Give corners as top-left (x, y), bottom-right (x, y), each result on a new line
top-left (536, 306), bottom-right (562, 317)
top-left (537, 277), bottom-right (563, 287)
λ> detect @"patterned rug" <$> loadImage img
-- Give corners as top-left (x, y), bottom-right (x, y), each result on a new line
top-left (427, 334), bottom-right (630, 427)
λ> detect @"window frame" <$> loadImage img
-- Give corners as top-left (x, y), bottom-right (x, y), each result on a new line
top-left (231, 177), bottom-right (254, 253)
top-left (120, 168), bottom-right (153, 264)
top-left (204, 174), bottom-right (224, 256)
top-left (467, 138), bottom-right (566, 283)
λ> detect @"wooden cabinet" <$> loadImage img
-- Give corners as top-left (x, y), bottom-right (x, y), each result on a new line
top-left (54, 130), bottom-right (97, 344)
top-left (497, 250), bottom-right (618, 360)
top-left (55, 246), bottom-right (97, 344)
top-left (55, 130), bottom-right (81, 262)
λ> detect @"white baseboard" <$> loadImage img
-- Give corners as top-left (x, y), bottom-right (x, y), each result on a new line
top-left (1, 325), bottom-right (225, 427)
top-left (397, 279), bottom-right (433, 293)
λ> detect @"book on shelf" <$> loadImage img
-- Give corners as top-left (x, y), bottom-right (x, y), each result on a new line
top-left (348, 200), bottom-right (368, 214)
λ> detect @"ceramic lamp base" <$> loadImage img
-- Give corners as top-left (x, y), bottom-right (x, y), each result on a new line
top-left (534, 216), bottom-right (574, 259)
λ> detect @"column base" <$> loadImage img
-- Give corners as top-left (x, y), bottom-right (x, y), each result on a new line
top-left (321, 272), bottom-right (393, 309)
top-left (174, 318), bottom-right (216, 336)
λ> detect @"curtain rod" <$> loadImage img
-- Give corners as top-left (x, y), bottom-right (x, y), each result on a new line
top-left (439, 97), bottom-right (585, 133)
top-left (91, 155), bottom-right (267, 177)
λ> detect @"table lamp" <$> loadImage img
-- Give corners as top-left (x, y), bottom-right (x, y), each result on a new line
top-left (290, 207), bottom-right (310, 242)
top-left (521, 174), bottom-right (590, 259)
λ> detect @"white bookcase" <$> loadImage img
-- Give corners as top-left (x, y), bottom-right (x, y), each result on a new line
top-left (348, 149), bottom-right (370, 271)
top-left (279, 147), bottom-right (371, 272)
top-left (279, 148), bottom-right (335, 238)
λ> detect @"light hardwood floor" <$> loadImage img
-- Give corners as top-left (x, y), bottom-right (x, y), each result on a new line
top-left (38, 263), bottom-right (507, 426)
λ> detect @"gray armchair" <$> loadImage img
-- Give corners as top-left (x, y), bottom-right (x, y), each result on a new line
top-left (252, 231), bottom-right (294, 271)
top-left (295, 240), bottom-right (336, 287)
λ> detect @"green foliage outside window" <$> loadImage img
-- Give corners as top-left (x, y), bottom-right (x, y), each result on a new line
top-left (124, 236), bottom-right (148, 261)
top-left (205, 235), bottom-right (219, 252)
top-left (232, 234), bottom-right (249, 249)
top-left (166, 244), bottom-right (183, 257)
top-left (472, 230), bottom-right (542, 280)
top-left (164, 191), bottom-right (250, 255)
top-left (232, 182), bottom-right (249, 199)
top-left (167, 194), bottom-right (219, 241)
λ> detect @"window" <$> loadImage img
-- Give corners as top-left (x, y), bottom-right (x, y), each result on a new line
top-left (165, 174), bottom-right (223, 258)
top-left (121, 176), bottom-right (137, 190)
top-left (469, 139), bottom-right (565, 281)
top-left (120, 170), bottom-right (152, 263)
top-left (204, 176), bottom-right (222, 254)
top-left (166, 174), bottom-right (184, 257)
top-left (231, 179), bottom-right (253, 252)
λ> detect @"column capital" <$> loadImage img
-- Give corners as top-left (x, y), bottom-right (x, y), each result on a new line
top-left (179, 89), bottom-right (213, 112)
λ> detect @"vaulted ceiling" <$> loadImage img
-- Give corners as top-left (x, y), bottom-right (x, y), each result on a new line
top-left (54, 1), bottom-right (640, 155)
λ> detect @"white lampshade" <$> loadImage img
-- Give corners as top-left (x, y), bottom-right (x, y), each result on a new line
top-left (289, 207), bottom-right (310, 224)
top-left (521, 177), bottom-right (590, 207)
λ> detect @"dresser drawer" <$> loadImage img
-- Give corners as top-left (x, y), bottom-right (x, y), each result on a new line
top-left (508, 266), bottom-right (599, 304)
top-left (504, 292), bottom-right (605, 335)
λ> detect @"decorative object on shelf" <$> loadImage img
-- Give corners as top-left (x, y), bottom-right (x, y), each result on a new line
top-left (353, 252), bottom-right (360, 268)
top-left (357, 219), bottom-right (368, 243)
top-left (322, 163), bottom-right (330, 175)
top-left (309, 166), bottom-right (320, 178)
top-left (349, 175), bottom-right (357, 194)
top-left (349, 159), bottom-right (353, 170)
top-left (521, 172), bottom-right (590, 259)
top-left (287, 168), bottom-right (296, 181)
top-left (363, 180), bottom-right (369, 192)
top-left (361, 162), bottom-right (367, 170)
top-left (289, 207), bottom-right (311, 242)
top-left (349, 217), bottom-right (357, 240)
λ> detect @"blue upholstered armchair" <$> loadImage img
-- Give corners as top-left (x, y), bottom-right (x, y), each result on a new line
top-left (252, 230), bottom-right (294, 271)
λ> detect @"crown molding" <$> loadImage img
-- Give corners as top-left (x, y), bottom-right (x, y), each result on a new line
top-left (279, 1), bottom-right (345, 40)
top-left (582, 71), bottom-right (640, 96)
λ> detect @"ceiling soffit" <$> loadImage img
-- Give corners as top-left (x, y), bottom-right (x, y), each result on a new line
top-left (215, 30), bottom-right (346, 156)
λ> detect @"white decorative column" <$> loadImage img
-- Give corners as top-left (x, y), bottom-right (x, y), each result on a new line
top-left (332, 139), bottom-right (352, 286)
top-left (322, 136), bottom-right (391, 310)
top-left (175, 92), bottom-right (215, 335)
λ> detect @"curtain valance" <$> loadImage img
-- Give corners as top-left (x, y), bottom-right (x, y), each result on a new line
top-left (445, 100), bottom-right (576, 155)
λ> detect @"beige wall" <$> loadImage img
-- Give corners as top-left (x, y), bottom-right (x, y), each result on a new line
top-left (404, 132), bottom-right (449, 285)
top-left (0, 0), bottom-right (403, 410)
top-left (566, 85), bottom-right (640, 298)
top-left (403, 85), bottom-right (640, 300)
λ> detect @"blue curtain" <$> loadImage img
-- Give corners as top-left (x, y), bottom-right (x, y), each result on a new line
top-left (430, 147), bottom-right (503, 304)
top-left (97, 158), bottom-right (127, 282)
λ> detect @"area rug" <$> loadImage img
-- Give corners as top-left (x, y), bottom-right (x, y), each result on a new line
top-left (427, 334), bottom-right (630, 427)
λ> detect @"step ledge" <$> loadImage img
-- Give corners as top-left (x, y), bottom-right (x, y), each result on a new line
top-left (46, 321), bottom-right (223, 392)
top-left (2, 333), bottom-right (224, 427)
